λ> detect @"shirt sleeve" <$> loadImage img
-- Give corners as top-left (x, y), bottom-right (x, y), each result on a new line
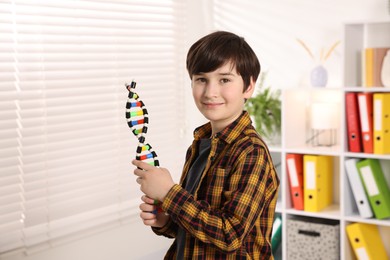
top-left (161, 145), bottom-right (278, 253)
top-left (151, 145), bottom-right (193, 238)
top-left (151, 217), bottom-right (178, 238)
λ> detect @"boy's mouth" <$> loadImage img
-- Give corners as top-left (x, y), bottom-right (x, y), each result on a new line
top-left (202, 102), bottom-right (223, 108)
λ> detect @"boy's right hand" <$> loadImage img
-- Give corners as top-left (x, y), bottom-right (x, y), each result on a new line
top-left (139, 195), bottom-right (170, 228)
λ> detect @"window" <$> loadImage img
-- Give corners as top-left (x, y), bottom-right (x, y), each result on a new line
top-left (0, 0), bottom-right (186, 255)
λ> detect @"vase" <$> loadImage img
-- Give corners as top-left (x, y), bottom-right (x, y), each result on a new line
top-left (310, 65), bottom-right (328, 87)
top-left (381, 49), bottom-right (390, 87)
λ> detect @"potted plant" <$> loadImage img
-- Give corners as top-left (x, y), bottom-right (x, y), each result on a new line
top-left (245, 72), bottom-right (281, 144)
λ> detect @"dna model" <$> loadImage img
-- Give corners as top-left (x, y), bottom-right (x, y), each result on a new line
top-left (125, 81), bottom-right (162, 214)
top-left (125, 80), bottom-right (160, 167)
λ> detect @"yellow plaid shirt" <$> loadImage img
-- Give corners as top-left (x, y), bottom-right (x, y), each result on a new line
top-left (153, 111), bottom-right (280, 259)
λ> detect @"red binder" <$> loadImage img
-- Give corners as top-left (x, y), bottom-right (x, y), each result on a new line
top-left (357, 93), bottom-right (373, 153)
top-left (345, 93), bottom-right (362, 152)
top-left (286, 154), bottom-right (304, 210)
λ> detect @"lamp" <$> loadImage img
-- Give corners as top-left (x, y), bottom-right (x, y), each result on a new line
top-left (309, 103), bottom-right (338, 147)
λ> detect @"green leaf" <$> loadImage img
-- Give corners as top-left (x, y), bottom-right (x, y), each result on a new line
top-left (245, 73), bottom-right (281, 140)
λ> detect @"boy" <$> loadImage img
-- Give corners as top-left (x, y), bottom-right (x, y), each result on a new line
top-left (133, 31), bottom-right (280, 259)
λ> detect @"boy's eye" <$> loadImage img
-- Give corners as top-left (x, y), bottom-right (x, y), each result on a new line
top-left (221, 78), bottom-right (230, 83)
top-left (195, 77), bottom-right (206, 83)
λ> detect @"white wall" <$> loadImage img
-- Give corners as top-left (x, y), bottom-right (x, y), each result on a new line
top-left (1, 217), bottom-right (172, 260)
top-left (211, 0), bottom-right (389, 90)
top-left (2, 1), bottom-right (388, 260)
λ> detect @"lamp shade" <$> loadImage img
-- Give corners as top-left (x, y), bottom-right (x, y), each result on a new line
top-left (311, 103), bottom-right (338, 129)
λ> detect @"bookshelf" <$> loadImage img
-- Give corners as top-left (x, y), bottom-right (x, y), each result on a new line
top-left (271, 20), bottom-right (390, 260)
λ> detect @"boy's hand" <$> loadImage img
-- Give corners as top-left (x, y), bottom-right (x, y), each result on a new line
top-left (139, 195), bottom-right (170, 227)
top-left (132, 159), bottom-right (175, 202)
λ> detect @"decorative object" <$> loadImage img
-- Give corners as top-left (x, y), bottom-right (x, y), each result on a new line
top-left (125, 80), bottom-right (160, 167)
top-left (308, 103), bottom-right (338, 147)
top-left (297, 38), bottom-right (340, 88)
top-left (381, 49), bottom-right (390, 87)
top-left (246, 72), bottom-right (281, 144)
top-left (310, 65), bottom-right (328, 87)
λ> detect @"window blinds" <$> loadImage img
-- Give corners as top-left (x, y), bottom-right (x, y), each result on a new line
top-left (0, 0), bottom-right (186, 255)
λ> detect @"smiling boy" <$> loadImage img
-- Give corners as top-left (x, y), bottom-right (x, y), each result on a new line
top-left (192, 61), bottom-right (252, 136)
top-left (133, 31), bottom-right (280, 259)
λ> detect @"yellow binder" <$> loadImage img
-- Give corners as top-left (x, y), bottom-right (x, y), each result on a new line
top-left (364, 48), bottom-right (374, 87)
top-left (373, 93), bottom-right (390, 154)
top-left (303, 155), bottom-right (333, 212)
top-left (346, 223), bottom-right (388, 260)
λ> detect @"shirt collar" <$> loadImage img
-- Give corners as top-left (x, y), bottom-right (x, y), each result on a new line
top-left (193, 111), bottom-right (252, 144)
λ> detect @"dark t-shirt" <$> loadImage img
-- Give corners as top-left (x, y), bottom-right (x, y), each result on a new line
top-left (176, 138), bottom-right (211, 259)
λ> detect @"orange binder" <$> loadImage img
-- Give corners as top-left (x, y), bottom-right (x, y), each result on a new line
top-left (286, 154), bottom-right (304, 210)
top-left (357, 92), bottom-right (373, 153)
top-left (345, 92), bottom-right (362, 153)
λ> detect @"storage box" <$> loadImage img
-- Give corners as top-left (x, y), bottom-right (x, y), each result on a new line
top-left (287, 217), bottom-right (340, 260)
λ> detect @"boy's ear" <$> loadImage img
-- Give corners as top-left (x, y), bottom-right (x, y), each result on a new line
top-left (244, 77), bottom-right (256, 98)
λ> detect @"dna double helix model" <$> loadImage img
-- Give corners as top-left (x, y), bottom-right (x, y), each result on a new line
top-left (125, 81), bottom-right (162, 214)
top-left (125, 80), bottom-right (160, 167)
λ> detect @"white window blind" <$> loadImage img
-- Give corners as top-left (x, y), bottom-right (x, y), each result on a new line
top-left (0, 0), bottom-right (186, 255)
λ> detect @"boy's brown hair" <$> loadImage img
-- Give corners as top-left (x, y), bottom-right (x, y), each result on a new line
top-left (186, 31), bottom-right (261, 92)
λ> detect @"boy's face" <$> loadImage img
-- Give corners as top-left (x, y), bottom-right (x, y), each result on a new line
top-left (191, 62), bottom-right (254, 135)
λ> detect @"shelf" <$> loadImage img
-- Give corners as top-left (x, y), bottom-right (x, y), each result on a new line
top-left (268, 145), bottom-right (283, 153)
top-left (343, 21), bottom-right (390, 87)
top-left (344, 214), bottom-right (390, 227)
top-left (275, 20), bottom-right (390, 260)
top-left (344, 152), bottom-right (390, 160)
top-left (343, 86), bottom-right (390, 92)
top-left (285, 205), bottom-right (341, 220)
top-left (275, 204), bottom-right (283, 214)
top-left (285, 145), bottom-right (342, 156)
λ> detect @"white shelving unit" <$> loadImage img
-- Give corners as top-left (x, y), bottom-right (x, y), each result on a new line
top-left (271, 20), bottom-right (390, 260)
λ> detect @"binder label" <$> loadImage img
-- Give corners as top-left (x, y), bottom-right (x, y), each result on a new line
top-left (360, 166), bottom-right (379, 196)
top-left (374, 99), bottom-right (382, 131)
top-left (306, 161), bottom-right (316, 189)
top-left (287, 158), bottom-right (299, 187)
top-left (358, 95), bottom-right (369, 132)
top-left (356, 247), bottom-right (369, 260)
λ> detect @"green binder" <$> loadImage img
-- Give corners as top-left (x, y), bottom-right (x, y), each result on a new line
top-left (356, 159), bottom-right (390, 219)
top-left (271, 215), bottom-right (282, 254)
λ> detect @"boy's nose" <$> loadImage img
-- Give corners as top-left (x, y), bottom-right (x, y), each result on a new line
top-left (204, 81), bottom-right (219, 97)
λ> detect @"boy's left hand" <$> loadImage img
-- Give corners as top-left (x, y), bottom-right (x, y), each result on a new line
top-left (132, 159), bottom-right (175, 202)
top-left (139, 195), bottom-right (170, 227)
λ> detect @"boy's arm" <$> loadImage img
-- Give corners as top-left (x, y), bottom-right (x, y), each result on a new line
top-left (160, 146), bottom-right (279, 253)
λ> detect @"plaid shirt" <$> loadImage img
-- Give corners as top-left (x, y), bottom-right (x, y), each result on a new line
top-left (153, 111), bottom-right (280, 259)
